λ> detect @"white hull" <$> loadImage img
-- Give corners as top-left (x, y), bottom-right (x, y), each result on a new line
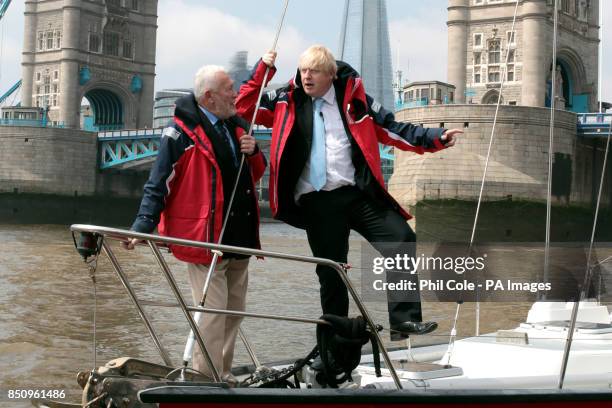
top-left (357, 301), bottom-right (612, 390)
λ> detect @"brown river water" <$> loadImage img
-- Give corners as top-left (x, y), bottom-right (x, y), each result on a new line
top-left (1, 221), bottom-right (592, 406)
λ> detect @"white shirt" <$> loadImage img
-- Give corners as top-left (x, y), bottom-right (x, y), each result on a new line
top-left (294, 85), bottom-right (356, 202)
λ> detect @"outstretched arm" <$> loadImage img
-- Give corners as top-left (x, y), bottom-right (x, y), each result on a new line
top-left (367, 94), bottom-right (462, 153)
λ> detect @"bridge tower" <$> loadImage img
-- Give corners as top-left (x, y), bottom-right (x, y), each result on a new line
top-left (21, 0), bottom-right (158, 130)
top-left (448, 0), bottom-right (599, 112)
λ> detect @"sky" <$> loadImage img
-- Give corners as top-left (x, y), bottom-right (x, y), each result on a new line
top-left (0, 0), bottom-right (610, 103)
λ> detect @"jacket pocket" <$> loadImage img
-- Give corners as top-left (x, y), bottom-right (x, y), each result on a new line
top-left (165, 203), bottom-right (210, 219)
top-left (163, 203), bottom-right (211, 243)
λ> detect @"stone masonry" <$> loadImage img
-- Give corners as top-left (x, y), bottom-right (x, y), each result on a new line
top-left (448, 0), bottom-right (599, 110)
top-left (0, 126), bottom-right (97, 195)
top-left (388, 104), bottom-right (609, 208)
top-left (0, 126), bottom-right (152, 198)
top-left (21, 0), bottom-right (158, 129)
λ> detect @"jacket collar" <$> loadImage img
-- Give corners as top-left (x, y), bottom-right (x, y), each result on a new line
top-left (199, 105), bottom-right (220, 126)
top-left (174, 93), bottom-right (203, 130)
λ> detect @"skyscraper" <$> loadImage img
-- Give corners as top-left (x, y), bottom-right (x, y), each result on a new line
top-left (228, 51), bottom-right (252, 92)
top-left (338, 0), bottom-right (394, 109)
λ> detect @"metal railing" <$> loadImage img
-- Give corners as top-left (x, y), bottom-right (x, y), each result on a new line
top-left (0, 118), bottom-right (65, 128)
top-left (97, 128), bottom-right (162, 140)
top-left (394, 97), bottom-right (456, 111)
top-left (85, 123), bottom-right (126, 132)
top-left (97, 127), bottom-right (273, 169)
top-left (70, 224), bottom-right (403, 389)
top-left (395, 98), bottom-right (430, 110)
top-left (577, 113), bottom-right (612, 138)
top-left (96, 127), bottom-right (273, 140)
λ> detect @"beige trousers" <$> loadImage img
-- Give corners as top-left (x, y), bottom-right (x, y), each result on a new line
top-left (187, 258), bottom-right (249, 379)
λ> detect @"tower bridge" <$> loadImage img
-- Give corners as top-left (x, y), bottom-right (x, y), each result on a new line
top-left (98, 128), bottom-right (273, 170)
top-left (19, 0), bottom-right (157, 129)
top-left (0, 0), bottom-right (609, 207)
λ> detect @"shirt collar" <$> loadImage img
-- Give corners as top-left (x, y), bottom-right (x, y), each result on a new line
top-left (198, 105), bottom-right (219, 125)
top-left (314, 85), bottom-right (335, 106)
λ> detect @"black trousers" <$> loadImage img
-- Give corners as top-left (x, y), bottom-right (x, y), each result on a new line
top-left (300, 186), bottom-right (422, 325)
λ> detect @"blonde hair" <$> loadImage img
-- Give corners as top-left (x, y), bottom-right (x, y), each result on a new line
top-left (298, 45), bottom-right (337, 76)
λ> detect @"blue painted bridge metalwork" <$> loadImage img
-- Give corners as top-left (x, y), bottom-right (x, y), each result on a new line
top-left (577, 113), bottom-right (612, 138)
top-left (98, 127), bottom-right (397, 169)
top-left (99, 128), bottom-right (163, 169)
top-left (0, 79), bottom-right (21, 105)
top-left (98, 128), bottom-right (274, 169)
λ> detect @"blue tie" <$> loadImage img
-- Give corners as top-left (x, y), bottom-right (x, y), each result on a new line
top-left (308, 98), bottom-right (326, 190)
top-left (214, 120), bottom-right (239, 167)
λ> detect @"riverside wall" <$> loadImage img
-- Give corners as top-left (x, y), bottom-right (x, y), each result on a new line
top-left (390, 104), bottom-right (611, 209)
top-left (0, 126), bottom-right (149, 198)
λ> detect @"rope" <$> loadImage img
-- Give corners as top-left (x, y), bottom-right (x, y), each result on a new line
top-left (440, 301), bottom-right (462, 366)
top-left (182, 0), bottom-right (290, 371)
top-left (558, 86), bottom-right (611, 390)
top-left (82, 392), bottom-right (108, 408)
top-left (220, 0), bottom-right (289, 241)
top-left (543, 0), bottom-right (561, 296)
top-left (91, 266), bottom-right (97, 370)
top-left (240, 345), bottom-right (318, 388)
top-left (598, 0), bottom-right (603, 115)
top-left (467, 0), bottom-right (520, 337)
top-left (468, 0), bottom-right (520, 248)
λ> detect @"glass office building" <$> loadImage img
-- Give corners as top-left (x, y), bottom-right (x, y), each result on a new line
top-left (153, 89), bottom-right (191, 129)
top-left (339, 0), bottom-right (395, 184)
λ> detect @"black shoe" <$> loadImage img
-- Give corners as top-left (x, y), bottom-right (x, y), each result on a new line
top-left (390, 321), bottom-right (438, 336)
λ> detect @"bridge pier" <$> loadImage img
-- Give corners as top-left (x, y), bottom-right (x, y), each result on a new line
top-left (391, 105), bottom-right (611, 209)
top-left (0, 120), bottom-right (609, 212)
top-left (0, 126), bottom-right (149, 199)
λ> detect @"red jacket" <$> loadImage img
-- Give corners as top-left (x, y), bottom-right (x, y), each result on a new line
top-left (236, 60), bottom-right (446, 227)
top-left (132, 94), bottom-right (266, 264)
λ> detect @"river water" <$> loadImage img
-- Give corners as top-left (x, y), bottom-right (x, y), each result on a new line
top-left (0, 221), bottom-right (590, 406)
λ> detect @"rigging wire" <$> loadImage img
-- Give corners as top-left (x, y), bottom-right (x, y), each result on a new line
top-left (559, 107), bottom-right (610, 389)
top-left (558, 0), bottom-right (611, 388)
top-left (467, 0), bottom-right (521, 338)
top-left (598, 0), bottom-right (603, 115)
top-left (180, 0), bottom-right (291, 379)
top-left (543, 0), bottom-right (560, 295)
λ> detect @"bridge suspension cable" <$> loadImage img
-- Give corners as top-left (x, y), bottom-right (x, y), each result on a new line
top-left (0, 0), bottom-right (16, 105)
top-left (0, 0), bottom-right (11, 21)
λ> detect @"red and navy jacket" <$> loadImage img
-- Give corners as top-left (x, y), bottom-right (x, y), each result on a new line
top-left (236, 59), bottom-right (447, 228)
top-left (131, 93), bottom-right (267, 264)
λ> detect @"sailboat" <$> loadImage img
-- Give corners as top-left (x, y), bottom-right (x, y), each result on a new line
top-left (34, 0), bottom-right (612, 407)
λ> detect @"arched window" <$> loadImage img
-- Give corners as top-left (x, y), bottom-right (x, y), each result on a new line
top-left (482, 90), bottom-right (503, 105)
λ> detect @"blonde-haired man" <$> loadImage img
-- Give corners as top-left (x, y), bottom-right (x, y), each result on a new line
top-left (238, 45), bottom-right (462, 339)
